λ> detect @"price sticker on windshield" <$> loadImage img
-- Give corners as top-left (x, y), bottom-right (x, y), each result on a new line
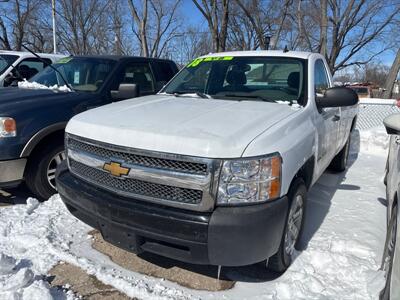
top-left (57, 57), bottom-right (72, 64)
top-left (187, 56), bottom-right (233, 68)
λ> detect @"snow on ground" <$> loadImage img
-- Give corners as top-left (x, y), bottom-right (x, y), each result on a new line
top-left (0, 128), bottom-right (390, 300)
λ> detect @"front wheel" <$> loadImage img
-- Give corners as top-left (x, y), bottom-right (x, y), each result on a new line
top-left (267, 178), bottom-right (307, 273)
top-left (25, 143), bottom-right (66, 201)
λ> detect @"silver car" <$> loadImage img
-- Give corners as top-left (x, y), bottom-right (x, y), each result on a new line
top-left (382, 113), bottom-right (400, 300)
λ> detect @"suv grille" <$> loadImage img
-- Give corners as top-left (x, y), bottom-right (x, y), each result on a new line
top-left (68, 137), bottom-right (208, 175)
top-left (69, 160), bottom-right (203, 204)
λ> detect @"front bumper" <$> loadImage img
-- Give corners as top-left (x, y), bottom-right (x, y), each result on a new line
top-left (0, 158), bottom-right (26, 188)
top-left (56, 162), bottom-right (288, 266)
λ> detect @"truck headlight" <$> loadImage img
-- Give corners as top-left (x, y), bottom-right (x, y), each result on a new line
top-left (0, 117), bottom-right (17, 137)
top-left (217, 154), bottom-right (281, 205)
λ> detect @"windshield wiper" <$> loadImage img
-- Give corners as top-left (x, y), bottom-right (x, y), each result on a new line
top-left (221, 93), bottom-right (276, 102)
top-left (172, 91), bottom-right (210, 99)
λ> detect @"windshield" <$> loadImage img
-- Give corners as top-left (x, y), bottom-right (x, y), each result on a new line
top-left (163, 56), bottom-right (306, 104)
top-left (0, 54), bottom-right (18, 75)
top-left (30, 57), bottom-right (116, 92)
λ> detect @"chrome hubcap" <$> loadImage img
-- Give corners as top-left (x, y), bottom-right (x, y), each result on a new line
top-left (284, 194), bottom-right (304, 256)
top-left (47, 151), bottom-right (66, 190)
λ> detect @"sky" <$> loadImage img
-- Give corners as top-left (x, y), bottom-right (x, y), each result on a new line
top-left (179, 1), bottom-right (398, 69)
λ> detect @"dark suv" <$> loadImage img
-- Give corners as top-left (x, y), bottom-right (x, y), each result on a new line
top-left (0, 55), bottom-right (178, 199)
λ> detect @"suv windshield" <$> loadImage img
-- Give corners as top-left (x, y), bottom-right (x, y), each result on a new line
top-left (30, 57), bottom-right (116, 92)
top-left (163, 56), bottom-right (306, 104)
top-left (0, 54), bottom-right (19, 75)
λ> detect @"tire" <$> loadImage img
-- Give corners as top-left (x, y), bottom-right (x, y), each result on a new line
top-left (25, 143), bottom-right (66, 201)
top-left (268, 178), bottom-right (307, 273)
top-left (380, 204), bottom-right (397, 300)
top-left (330, 133), bottom-right (351, 172)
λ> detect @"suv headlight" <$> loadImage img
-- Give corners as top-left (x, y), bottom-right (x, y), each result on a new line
top-left (217, 154), bottom-right (281, 205)
top-left (0, 117), bottom-right (16, 137)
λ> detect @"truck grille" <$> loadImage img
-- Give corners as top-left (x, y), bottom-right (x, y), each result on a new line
top-left (64, 135), bottom-right (216, 210)
top-left (69, 160), bottom-right (203, 204)
top-left (67, 137), bottom-right (208, 175)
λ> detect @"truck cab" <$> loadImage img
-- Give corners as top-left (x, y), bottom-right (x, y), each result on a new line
top-left (56, 51), bottom-right (358, 272)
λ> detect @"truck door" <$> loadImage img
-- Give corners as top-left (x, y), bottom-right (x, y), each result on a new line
top-left (314, 59), bottom-right (340, 172)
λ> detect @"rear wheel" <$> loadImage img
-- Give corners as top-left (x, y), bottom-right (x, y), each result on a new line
top-left (25, 143), bottom-right (66, 201)
top-left (268, 178), bottom-right (307, 273)
top-left (380, 204), bottom-right (397, 300)
top-left (330, 133), bottom-right (351, 172)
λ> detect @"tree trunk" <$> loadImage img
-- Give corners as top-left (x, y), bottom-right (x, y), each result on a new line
top-left (319, 0), bottom-right (328, 57)
top-left (383, 48), bottom-right (400, 99)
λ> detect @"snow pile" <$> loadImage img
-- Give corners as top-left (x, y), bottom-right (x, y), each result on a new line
top-left (359, 127), bottom-right (389, 155)
top-left (0, 199), bottom-right (76, 300)
top-left (18, 80), bottom-right (71, 92)
top-left (0, 253), bottom-right (55, 300)
top-left (0, 195), bottom-right (194, 300)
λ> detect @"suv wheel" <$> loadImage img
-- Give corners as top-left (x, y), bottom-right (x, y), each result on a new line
top-left (381, 204), bottom-right (397, 300)
top-left (268, 178), bottom-right (307, 272)
top-left (25, 143), bottom-right (65, 201)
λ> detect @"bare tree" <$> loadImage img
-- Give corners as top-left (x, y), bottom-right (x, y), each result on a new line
top-left (56, 0), bottom-right (111, 54)
top-left (128, 0), bottom-right (149, 56)
top-left (173, 26), bottom-right (211, 64)
top-left (296, 0), bottom-right (400, 74)
top-left (0, 17), bottom-right (11, 50)
top-left (228, 4), bottom-right (258, 50)
top-left (228, 0), bottom-right (295, 50)
top-left (0, 0), bottom-right (43, 51)
top-left (192, 0), bottom-right (229, 52)
top-left (127, 0), bottom-right (181, 58)
top-left (319, 0), bottom-right (327, 56)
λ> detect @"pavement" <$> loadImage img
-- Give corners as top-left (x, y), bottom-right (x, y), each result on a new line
top-left (91, 230), bottom-right (236, 291)
top-left (50, 262), bottom-right (133, 299)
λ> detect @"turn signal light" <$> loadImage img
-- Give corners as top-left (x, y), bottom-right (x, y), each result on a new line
top-left (0, 117), bottom-right (17, 137)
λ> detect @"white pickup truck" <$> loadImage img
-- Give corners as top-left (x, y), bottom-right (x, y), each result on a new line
top-left (56, 50), bottom-right (358, 272)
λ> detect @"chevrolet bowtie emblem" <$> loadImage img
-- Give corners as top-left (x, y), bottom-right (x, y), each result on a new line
top-left (103, 162), bottom-right (130, 177)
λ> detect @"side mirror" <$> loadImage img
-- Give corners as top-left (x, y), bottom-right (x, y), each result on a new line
top-left (111, 83), bottom-right (139, 100)
top-left (3, 73), bottom-right (17, 87)
top-left (384, 114), bottom-right (400, 135)
top-left (316, 87), bottom-right (358, 108)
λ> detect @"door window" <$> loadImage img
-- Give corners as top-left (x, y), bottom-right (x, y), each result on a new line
top-left (17, 58), bottom-right (51, 80)
top-left (154, 61), bottom-right (176, 82)
top-left (113, 62), bottom-right (155, 95)
top-left (314, 59), bottom-right (330, 94)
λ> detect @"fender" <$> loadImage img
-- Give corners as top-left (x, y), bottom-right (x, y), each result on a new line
top-left (20, 122), bottom-right (67, 157)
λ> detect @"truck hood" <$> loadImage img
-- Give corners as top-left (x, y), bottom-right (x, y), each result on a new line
top-left (66, 95), bottom-right (300, 158)
top-left (0, 87), bottom-right (90, 114)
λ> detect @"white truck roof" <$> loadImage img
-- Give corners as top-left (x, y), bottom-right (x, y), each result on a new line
top-left (199, 50), bottom-right (318, 60)
top-left (0, 50), bottom-right (65, 60)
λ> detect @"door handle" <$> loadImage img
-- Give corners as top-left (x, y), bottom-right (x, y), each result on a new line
top-left (395, 137), bottom-right (400, 145)
top-left (332, 115), bottom-right (341, 122)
